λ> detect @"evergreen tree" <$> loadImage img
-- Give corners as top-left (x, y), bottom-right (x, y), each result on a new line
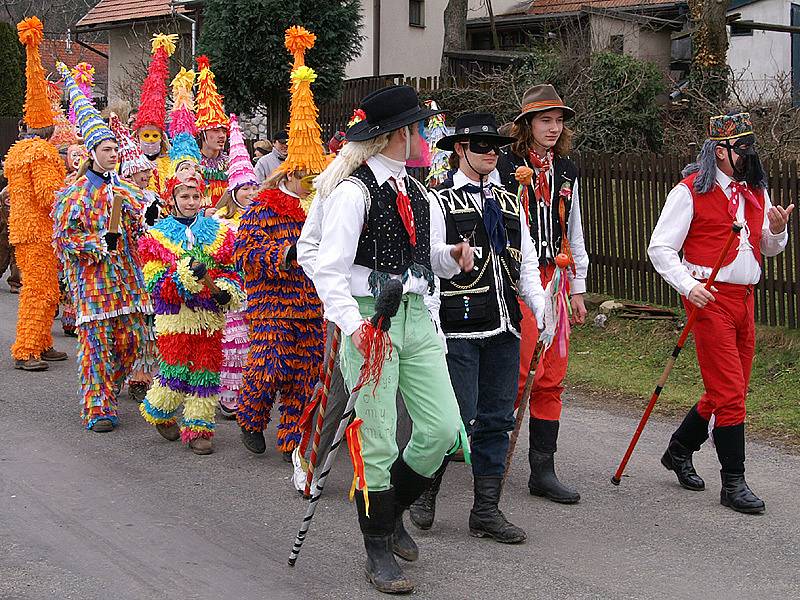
top-left (198, 0), bottom-right (363, 113)
top-left (0, 21), bottom-right (24, 118)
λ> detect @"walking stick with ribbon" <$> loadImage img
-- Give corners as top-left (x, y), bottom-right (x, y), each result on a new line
top-left (611, 222), bottom-right (743, 485)
top-left (288, 279), bottom-right (403, 566)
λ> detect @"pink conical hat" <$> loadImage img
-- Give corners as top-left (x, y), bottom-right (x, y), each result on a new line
top-left (226, 113), bottom-right (257, 192)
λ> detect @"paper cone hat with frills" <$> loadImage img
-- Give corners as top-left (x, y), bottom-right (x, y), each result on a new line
top-left (226, 114), bottom-right (257, 192)
top-left (109, 113), bottom-right (155, 178)
top-left (133, 34), bottom-right (177, 133)
top-left (164, 68), bottom-right (204, 198)
top-left (46, 79), bottom-right (79, 148)
top-left (282, 26), bottom-right (326, 176)
top-left (194, 55), bottom-right (229, 132)
top-left (57, 61), bottom-right (115, 150)
top-left (17, 17), bottom-right (53, 129)
top-left (68, 62), bottom-right (95, 124)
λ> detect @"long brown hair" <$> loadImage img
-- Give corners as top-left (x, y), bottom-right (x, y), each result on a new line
top-left (510, 114), bottom-right (573, 159)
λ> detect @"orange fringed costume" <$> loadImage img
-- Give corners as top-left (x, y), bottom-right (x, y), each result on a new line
top-left (5, 16), bottom-right (67, 362)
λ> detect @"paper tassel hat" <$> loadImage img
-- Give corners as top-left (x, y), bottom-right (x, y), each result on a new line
top-left (165, 68), bottom-right (204, 197)
top-left (133, 34), bottom-right (177, 133)
top-left (109, 113), bottom-right (155, 178)
top-left (17, 17), bottom-right (53, 129)
top-left (195, 55), bottom-right (229, 132)
top-left (282, 26), bottom-right (326, 176)
top-left (226, 114), bottom-right (257, 192)
top-left (56, 61), bottom-right (115, 150)
top-left (68, 62), bottom-right (95, 125)
top-left (46, 80), bottom-right (79, 148)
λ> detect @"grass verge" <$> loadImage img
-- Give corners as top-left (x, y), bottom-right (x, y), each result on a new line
top-left (566, 308), bottom-right (800, 449)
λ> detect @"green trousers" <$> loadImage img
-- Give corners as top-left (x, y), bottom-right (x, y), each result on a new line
top-left (340, 293), bottom-right (462, 491)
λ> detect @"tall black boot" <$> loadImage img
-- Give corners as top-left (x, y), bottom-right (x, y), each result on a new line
top-left (661, 403), bottom-right (708, 491)
top-left (409, 460), bottom-right (447, 531)
top-left (528, 418), bottom-right (580, 504)
top-left (713, 424), bottom-right (765, 514)
top-left (390, 456), bottom-right (433, 562)
top-left (356, 488), bottom-right (415, 594)
top-left (469, 475), bottom-right (526, 543)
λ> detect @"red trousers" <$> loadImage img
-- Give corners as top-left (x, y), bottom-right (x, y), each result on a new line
top-left (516, 264), bottom-right (569, 421)
top-left (684, 283), bottom-right (755, 427)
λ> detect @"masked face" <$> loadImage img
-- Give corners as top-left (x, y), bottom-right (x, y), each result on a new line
top-left (138, 127), bottom-right (163, 157)
top-left (176, 160), bottom-right (204, 188)
top-left (723, 134), bottom-right (761, 183)
top-left (67, 145), bottom-right (85, 172)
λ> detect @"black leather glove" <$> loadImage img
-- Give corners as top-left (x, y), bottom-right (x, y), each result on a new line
top-left (212, 289), bottom-right (232, 306)
top-left (104, 231), bottom-right (121, 252)
top-left (189, 259), bottom-right (207, 281)
top-left (285, 243), bottom-right (297, 265)
top-left (144, 201), bottom-right (160, 226)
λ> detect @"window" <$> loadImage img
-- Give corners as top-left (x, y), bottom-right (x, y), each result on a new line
top-left (609, 34), bottom-right (624, 54)
top-left (409, 0), bottom-right (425, 28)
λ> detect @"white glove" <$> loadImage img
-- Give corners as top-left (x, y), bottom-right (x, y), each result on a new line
top-left (531, 293), bottom-right (546, 332)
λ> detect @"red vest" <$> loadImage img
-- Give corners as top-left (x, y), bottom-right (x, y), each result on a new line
top-left (681, 172), bottom-right (764, 268)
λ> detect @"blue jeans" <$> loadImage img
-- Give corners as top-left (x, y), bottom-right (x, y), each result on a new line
top-left (446, 332), bottom-right (520, 477)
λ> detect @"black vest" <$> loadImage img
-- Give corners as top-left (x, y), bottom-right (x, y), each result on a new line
top-left (349, 164), bottom-right (433, 295)
top-left (434, 178), bottom-right (524, 336)
top-left (497, 150), bottom-right (578, 266)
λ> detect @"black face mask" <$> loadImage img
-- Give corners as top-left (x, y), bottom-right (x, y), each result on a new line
top-left (467, 137), bottom-right (501, 155)
top-left (722, 135), bottom-right (764, 186)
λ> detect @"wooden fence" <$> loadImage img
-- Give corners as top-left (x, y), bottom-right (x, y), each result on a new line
top-left (576, 153), bottom-right (800, 328)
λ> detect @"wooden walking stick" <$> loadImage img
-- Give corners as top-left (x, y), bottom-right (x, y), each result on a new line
top-left (611, 222), bottom-right (743, 485)
top-left (188, 257), bottom-right (221, 294)
top-left (288, 279), bottom-right (403, 567)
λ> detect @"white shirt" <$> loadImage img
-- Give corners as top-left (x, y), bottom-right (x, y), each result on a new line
top-left (529, 159), bottom-right (589, 294)
top-left (648, 168), bottom-right (788, 297)
top-left (310, 154), bottom-right (461, 336)
top-left (429, 169), bottom-right (546, 338)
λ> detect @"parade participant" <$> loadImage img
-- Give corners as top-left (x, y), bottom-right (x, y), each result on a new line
top-left (108, 112), bottom-right (159, 403)
top-left (648, 112), bottom-right (792, 514)
top-left (5, 16), bottom-right (68, 371)
top-left (195, 55), bottom-right (229, 208)
top-left (235, 27), bottom-right (325, 489)
top-left (409, 113), bottom-right (546, 543)
top-left (254, 130), bottom-right (288, 182)
top-left (498, 84), bottom-right (588, 504)
top-left (138, 115), bottom-right (244, 455)
top-left (53, 61), bottom-right (149, 432)
top-left (213, 114), bottom-right (256, 419)
top-left (131, 34), bottom-right (176, 197)
top-left (310, 84), bottom-right (468, 594)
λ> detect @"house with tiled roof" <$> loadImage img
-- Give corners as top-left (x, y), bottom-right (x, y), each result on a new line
top-left (40, 38), bottom-right (109, 105)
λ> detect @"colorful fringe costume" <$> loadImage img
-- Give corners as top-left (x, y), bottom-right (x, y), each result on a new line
top-left (195, 55), bottom-right (230, 207)
top-left (6, 17), bottom-right (67, 362)
top-left (138, 216), bottom-right (244, 443)
top-left (234, 187), bottom-right (323, 452)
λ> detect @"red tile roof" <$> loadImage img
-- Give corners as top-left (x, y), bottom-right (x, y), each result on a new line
top-left (513, 0), bottom-right (679, 15)
top-left (76, 0), bottom-right (186, 29)
top-left (40, 38), bottom-right (109, 97)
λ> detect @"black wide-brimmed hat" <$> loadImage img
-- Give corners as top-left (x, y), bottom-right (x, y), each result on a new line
top-left (345, 85), bottom-right (445, 142)
top-left (436, 113), bottom-right (516, 151)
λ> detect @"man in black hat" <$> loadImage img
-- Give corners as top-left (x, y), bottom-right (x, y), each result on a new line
top-left (254, 129), bottom-right (289, 182)
top-left (308, 85), bottom-right (473, 594)
top-left (408, 113), bottom-right (546, 543)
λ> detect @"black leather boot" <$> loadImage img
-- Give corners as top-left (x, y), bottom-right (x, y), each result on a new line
top-left (528, 418), bottom-right (580, 504)
top-left (661, 404), bottom-right (708, 491)
top-left (356, 489), bottom-right (414, 594)
top-left (469, 476), bottom-right (526, 544)
top-left (713, 424), bottom-right (765, 514)
top-left (240, 427), bottom-right (266, 454)
top-left (409, 461), bottom-right (447, 531)
top-left (390, 457), bottom-right (433, 561)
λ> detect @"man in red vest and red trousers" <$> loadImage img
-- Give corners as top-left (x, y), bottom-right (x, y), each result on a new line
top-left (649, 111), bottom-right (794, 514)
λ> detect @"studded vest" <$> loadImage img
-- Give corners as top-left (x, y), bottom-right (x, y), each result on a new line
top-left (349, 164), bottom-right (434, 294)
top-left (434, 179), bottom-right (524, 336)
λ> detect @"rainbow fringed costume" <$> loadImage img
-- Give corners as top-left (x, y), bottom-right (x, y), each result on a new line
top-left (235, 186), bottom-right (323, 452)
top-left (200, 152), bottom-right (229, 207)
top-left (53, 172), bottom-right (149, 428)
top-left (138, 215), bottom-right (244, 444)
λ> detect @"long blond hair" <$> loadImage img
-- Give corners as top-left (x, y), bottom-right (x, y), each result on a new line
top-left (313, 133), bottom-right (391, 200)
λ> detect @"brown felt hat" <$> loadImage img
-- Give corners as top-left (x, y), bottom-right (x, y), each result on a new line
top-left (514, 84), bottom-right (575, 122)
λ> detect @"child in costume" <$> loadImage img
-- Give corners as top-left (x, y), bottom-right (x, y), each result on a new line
top-left (5, 16), bottom-right (68, 371)
top-left (108, 113), bottom-right (160, 403)
top-left (212, 114), bottom-right (257, 418)
top-left (195, 55), bottom-right (229, 209)
top-left (53, 61), bottom-right (149, 432)
top-left (138, 80), bottom-right (244, 456)
top-left (235, 28), bottom-right (325, 484)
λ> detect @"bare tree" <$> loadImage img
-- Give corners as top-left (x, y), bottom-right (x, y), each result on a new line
top-left (440, 0), bottom-right (468, 81)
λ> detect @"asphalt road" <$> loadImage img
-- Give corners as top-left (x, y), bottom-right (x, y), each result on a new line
top-left (1, 289), bottom-right (798, 600)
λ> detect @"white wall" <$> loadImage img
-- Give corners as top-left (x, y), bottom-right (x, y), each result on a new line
top-left (728, 0), bottom-right (792, 99)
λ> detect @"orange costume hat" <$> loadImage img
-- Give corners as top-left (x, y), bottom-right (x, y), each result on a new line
top-left (194, 55), bottom-right (229, 132)
top-left (17, 17), bottom-right (53, 129)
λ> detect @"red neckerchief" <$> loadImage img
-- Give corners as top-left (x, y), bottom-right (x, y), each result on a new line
top-left (528, 149), bottom-right (552, 206)
top-left (728, 181), bottom-right (762, 219)
top-left (390, 176), bottom-right (416, 246)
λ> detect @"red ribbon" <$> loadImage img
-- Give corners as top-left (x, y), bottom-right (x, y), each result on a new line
top-left (346, 418), bottom-right (369, 515)
top-left (528, 150), bottom-right (552, 206)
top-left (391, 177), bottom-right (416, 246)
